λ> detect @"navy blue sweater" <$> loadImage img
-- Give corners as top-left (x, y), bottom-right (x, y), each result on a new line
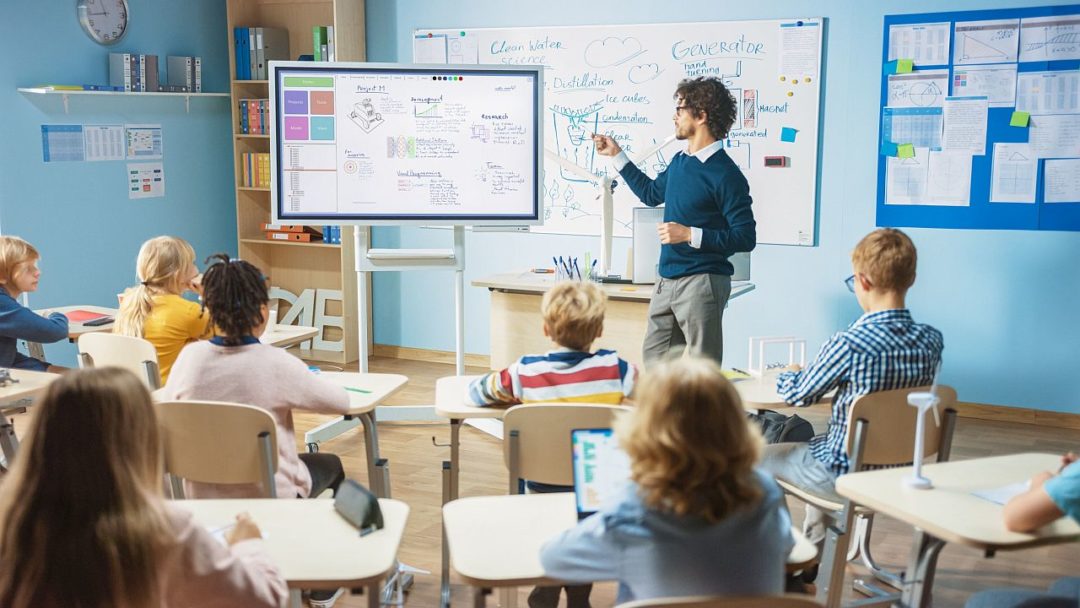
top-left (619, 149), bottom-right (756, 279)
top-left (0, 288), bottom-right (68, 370)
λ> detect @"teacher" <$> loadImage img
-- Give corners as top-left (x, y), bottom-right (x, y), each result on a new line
top-left (593, 76), bottom-right (756, 366)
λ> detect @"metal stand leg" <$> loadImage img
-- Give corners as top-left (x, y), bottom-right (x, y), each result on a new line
top-left (359, 411), bottom-right (389, 498)
top-left (853, 513), bottom-right (905, 593)
top-left (366, 582), bottom-right (379, 608)
top-left (900, 531), bottom-right (946, 608)
top-left (450, 419), bottom-right (461, 500)
top-left (441, 461), bottom-right (452, 608)
top-left (288, 589), bottom-right (302, 608)
top-left (25, 341), bottom-right (45, 362)
top-left (0, 417), bottom-right (20, 465)
top-left (473, 587), bottom-right (489, 608)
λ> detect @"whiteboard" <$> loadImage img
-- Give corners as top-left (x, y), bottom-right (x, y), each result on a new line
top-left (415, 18), bottom-right (823, 245)
top-left (269, 62), bottom-right (543, 225)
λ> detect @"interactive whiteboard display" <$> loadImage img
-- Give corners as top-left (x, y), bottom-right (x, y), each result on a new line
top-left (270, 62), bottom-right (543, 225)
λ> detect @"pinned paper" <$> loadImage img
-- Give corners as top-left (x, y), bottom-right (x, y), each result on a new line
top-left (780, 127), bottom-right (798, 143)
top-left (881, 141), bottom-right (899, 156)
top-left (1010, 111), bottom-right (1030, 127)
top-left (897, 58), bottom-right (914, 73)
top-left (897, 143), bottom-right (915, 159)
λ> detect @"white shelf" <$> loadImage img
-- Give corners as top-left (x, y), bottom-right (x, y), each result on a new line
top-left (17, 87), bottom-right (229, 113)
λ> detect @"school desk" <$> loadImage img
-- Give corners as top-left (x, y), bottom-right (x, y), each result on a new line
top-left (261, 323), bottom-right (320, 349)
top-left (835, 452), bottom-right (1080, 608)
top-left (473, 272), bottom-right (756, 369)
top-left (27, 304), bottom-right (118, 359)
top-left (442, 493), bottom-right (818, 608)
top-left (179, 497), bottom-right (409, 608)
top-left (0, 368), bottom-right (59, 462)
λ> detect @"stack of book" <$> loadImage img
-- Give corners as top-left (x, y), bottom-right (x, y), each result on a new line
top-left (313, 26), bottom-right (335, 61)
top-left (240, 153), bottom-right (271, 188)
top-left (167, 55), bottom-right (202, 92)
top-left (321, 226), bottom-right (341, 244)
top-left (234, 27), bottom-right (290, 80)
top-left (263, 224), bottom-right (322, 243)
top-left (108, 53), bottom-right (159, 92)
top-left (238, 98), bottom-right (269, 134)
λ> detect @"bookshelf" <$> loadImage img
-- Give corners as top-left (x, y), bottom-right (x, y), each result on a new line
top-left (226, 0), bottom-right (365, 365)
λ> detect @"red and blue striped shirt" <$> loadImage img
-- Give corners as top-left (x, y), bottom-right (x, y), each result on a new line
top-left (468, 348), bottom-right (636, 406)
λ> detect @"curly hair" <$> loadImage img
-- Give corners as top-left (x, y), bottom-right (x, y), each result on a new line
top-left (200, 253), bottom-right (269, 345)
top-left (674, 77), bottom-right (739, 140)
top-left (615, 356), bottom-right (764, 523)
top-left (541, 281), bottom-right (606, 351)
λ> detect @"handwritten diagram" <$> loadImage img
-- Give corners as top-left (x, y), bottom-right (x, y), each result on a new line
top-left (1020, 15), bottom-right (1080, 62)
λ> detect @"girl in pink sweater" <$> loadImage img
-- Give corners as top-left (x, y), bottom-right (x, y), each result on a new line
top-left (0, 367), bottom-right (287, 608)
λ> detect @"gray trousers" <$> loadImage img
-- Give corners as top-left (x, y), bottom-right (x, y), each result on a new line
top-left (643, 273), bottom-right (731, 366)
top-left (757, 443), bottom-right (841, 547)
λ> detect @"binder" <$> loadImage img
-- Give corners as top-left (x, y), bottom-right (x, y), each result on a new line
top-left (145, 55), bottom-right (159, 92)
top-left (238, 28), bottom-right (250, 79)
top-left (261, 27), bottom-right (291, 76)
top-left (249, 28), bottom-right (257, 80)
top-left (234, 27), bottom-right (245, 79)
top-left (326, 26), bottom-right (335, 61)
top-left (262, 224), bottom-right (308, 233)
top-left (193, 56), bottom-right (202, 92)
top-left (108, 52), bottom-right (132, 91)
top-left (167, 56), bottom-right (192, 89)
top-left (265, 231), bottom-right (318, 242)
top-left (313, 26), bottom-right (326, 61)
top-left (254, 28), bottom-right (265, 80)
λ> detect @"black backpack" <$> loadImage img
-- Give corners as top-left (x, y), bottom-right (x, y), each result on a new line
top-left (747, 410), bottom-right (815, 444)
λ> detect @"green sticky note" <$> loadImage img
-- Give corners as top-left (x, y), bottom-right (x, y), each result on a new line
top-left (897, 58), bottom-right (914, 73)
top-left (1010, 111), bottom-right (1031, 127)
top-left (897, 143), bottom-right (915, 159)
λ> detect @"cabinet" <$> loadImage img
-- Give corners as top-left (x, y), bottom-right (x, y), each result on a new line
top-left (226, 0), bottom-right (365, 364)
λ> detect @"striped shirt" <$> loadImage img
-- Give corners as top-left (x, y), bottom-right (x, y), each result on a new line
top-left (468, 348), bottom-right (636, 406)
top-left (776, 309), bottom-right (944, 475)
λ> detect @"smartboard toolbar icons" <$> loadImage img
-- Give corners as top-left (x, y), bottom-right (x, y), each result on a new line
top-left (431, 76), bottom-right (464, 81)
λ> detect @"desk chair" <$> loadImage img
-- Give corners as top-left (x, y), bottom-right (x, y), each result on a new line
top-left (502, 403), bottom-right (631, 493)
top-left (77, 333), bottom-right (161, 390)
top-left (776, 385), bottom-right (957, 608)
top-left (156, 400), bottom-right (279, 498)
top-left (617, 595), bottom-right (824, 608)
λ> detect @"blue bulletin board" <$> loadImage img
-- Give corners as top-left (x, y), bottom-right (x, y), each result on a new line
top-left (877, 5), bottom-right (1080, 232)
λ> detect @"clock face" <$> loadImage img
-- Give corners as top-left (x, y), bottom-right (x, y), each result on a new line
top-left (77, 0), bottom-right (129, 45)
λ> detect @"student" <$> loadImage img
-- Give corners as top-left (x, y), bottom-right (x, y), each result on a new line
top-left (0, 367), bottom-right (288, 608)
top-left (0, 236), bottom-right (69, 372)
top-left (115, 236), bottom-right (210, 383)
top-left (468, 280), bottom-right (636, 407)
top-left (158, 254), bottom-right (351, 502)
top-left (965, 452), bottom-right (1080, 608)
top-left (758, 228), bottom-right (944, 548)
top-left (539, 357), bottom-right (793, 605)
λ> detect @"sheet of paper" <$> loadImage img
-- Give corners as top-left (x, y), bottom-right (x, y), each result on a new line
top-left (926, 150), bottom-right (972, 206)
top-left (413, 33), bottom-right (448, 63)
top-left (954, 18), bottom-right (1020, 64)
top-left (82, 125), bottom-right (125, 161)
top-left (446, 33), bottom-right (479, 64)
top-left (888, 22), bottom-right (951, 64)
top-left (40, 125), bottom-right (85, 162)
top-left (125, 124), bottom-right (163, 159)
top-left (1016, 71), bottom-right (1080, 115)
top-left (972, 481), bottom-right (1030, 506)
top-left (991, 143), bottom-right (1037, 203)
top-left (941, 96), bottom-right (988, 156)
top-left (885, 147), bottom-right (930, 205)
top-left (882, 107), bottom-right (943, 150)
top-left (128, 162), bottom-right (165, 199)
top-left (779, 21), bottom-right (820, 77)
top-left (1020, 14), bottom-right (1080, 62)
top-left (1044, 159), bottom-right (1080, 203)
top-left (1029, 114), bottom-right (1080, 158)
top-left (887, 70), bottom-right (949, 108)
top-left (952, 64), bottom-right (1018, 108)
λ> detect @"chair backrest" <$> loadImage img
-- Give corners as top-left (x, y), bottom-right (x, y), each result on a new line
top-left (156, 400), bottom-right (279, 498)
top-left (503, 403), bottom-right (630, 492)
top-left (845, 384), bottom-right (958, 469)
top-left (617, 594), bottom-right (825, 608)
top-left (77, 332), bottom-right (161, 390)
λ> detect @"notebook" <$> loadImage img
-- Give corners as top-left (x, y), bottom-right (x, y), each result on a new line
top-left (64, 309), bottom-right (109, 323)
top-left (571, 428), bottom-right (631, 518)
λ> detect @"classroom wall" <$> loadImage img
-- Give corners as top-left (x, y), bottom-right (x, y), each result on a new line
top-left (366, 0), bottom-right (1080, 413)
top-left (0, 0), bottom-right (237, 367)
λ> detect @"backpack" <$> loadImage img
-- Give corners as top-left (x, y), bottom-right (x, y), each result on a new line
top-left (747, 410), bottom-right (815, 444)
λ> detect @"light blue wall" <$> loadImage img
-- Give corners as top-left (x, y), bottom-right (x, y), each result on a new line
top-left (366, 0), bottom-right (1080, 413)
top-left (0, 0), bottom-right (236, 367)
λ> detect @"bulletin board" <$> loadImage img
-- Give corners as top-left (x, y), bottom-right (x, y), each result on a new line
top-left (876, 5), bottom-right (1080, 232)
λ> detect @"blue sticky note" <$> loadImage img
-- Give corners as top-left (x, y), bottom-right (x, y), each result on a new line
top-left (880, 141), bottom-right (898, 156)
top-left (884, 60), bottom-right (898, 76)
top-left (780, 127), bottom-right (797, 143)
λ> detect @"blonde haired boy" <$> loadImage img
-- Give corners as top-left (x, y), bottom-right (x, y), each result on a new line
top-left (468, 281), bottom-right (636, 406)
top-left (759, 228), bottom-right (944, 550)
top-left (0, 236), bottom-right (69, 372)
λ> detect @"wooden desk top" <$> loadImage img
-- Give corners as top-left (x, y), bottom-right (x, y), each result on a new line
top-left (315, 372), bottom-right (409, 415)
top-left (0, 369), bottom-right (59, 408)
top-left (732, 372), bottom-right (788, 410)
top-left (37, 305), bottom-right (118, 339)
top-left (836, 453), bottom-right (1080, 551)
top-left (434, 375), bottom-right (507, 420)
top-left (443, 493), bottom-right (816, 587)
top-left (178, 498), bottom-right (408, 588)
top-left (261, 324), bottom-right (319, 349)
top-left (473, 272), bottom-right (754, 304)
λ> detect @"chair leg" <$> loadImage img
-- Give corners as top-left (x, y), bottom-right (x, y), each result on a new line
top-left (856, 513), bottom-right (905, 590)
top-left (816, 510), bottom-right (855, 608)
top-left (846, 514), bottom-right (866, 561)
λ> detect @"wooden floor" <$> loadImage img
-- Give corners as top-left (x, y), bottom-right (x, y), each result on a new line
top-left (283, 357), bottom-right (1080, 608)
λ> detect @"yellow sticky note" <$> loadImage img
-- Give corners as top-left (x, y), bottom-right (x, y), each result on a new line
top-left (1010, 111), bottom-right (1031, 127)
top-left (897, 59), bottom-right (914, 73)
top-left (897, 143), bottom-right (915, 159)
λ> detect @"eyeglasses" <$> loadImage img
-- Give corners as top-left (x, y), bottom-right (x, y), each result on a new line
top-left (675, 105), bottom-right (693, 114)
top-left (844, 274), bottom-right (856, 293)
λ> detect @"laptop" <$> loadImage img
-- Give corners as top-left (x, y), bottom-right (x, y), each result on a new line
top-left (571, 428), bottom-right (632, 519)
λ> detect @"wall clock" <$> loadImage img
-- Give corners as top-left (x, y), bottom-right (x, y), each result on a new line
top-left (77, 0), bottom-right (129, 45)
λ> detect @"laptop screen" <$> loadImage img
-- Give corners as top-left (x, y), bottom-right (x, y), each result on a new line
top-left (571, 428), bottom-right (632, 517)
